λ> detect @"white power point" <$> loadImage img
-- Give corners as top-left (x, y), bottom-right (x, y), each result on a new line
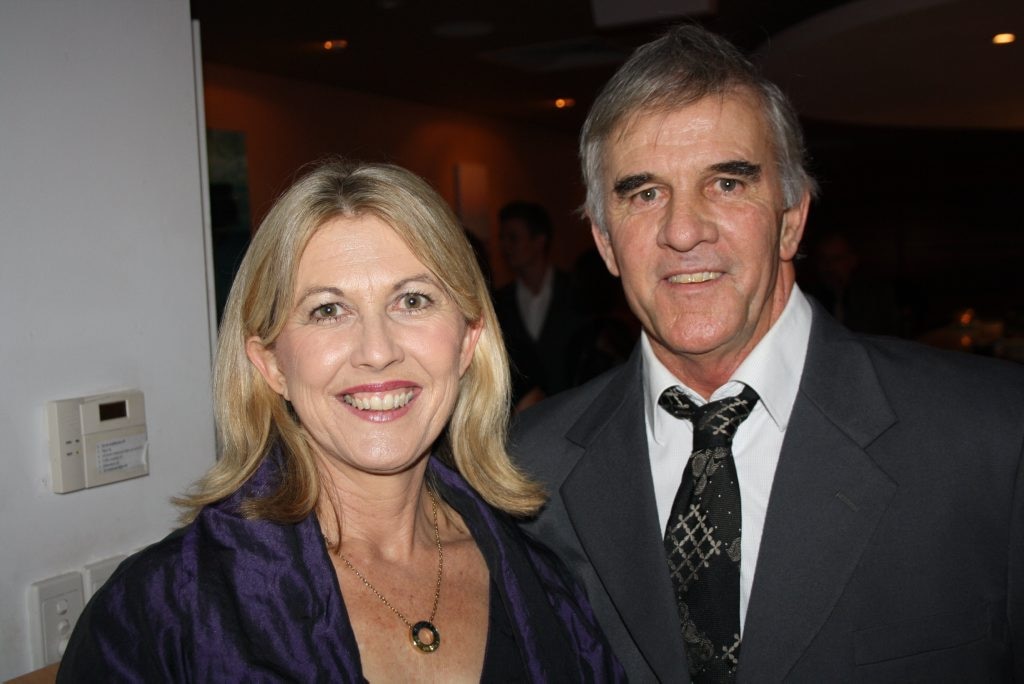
top-left (29, 572), bottom-right (85, 668)
top-left (83, 555), bottom-right (125, 599)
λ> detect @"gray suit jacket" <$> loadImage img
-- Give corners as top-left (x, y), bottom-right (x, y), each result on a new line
top-left (512, 304), bottom-right (1024, 682)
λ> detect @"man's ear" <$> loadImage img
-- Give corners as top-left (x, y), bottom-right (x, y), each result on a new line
top-left (246, 336), bottom-right (289, 400)
top-left (590, 219), bottom-right (621, 277)
top-left (779, 191), bottom-right (811, 262)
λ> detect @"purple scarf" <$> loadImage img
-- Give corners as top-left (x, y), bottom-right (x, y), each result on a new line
top-left (59, 448), bottom-right (624, 682)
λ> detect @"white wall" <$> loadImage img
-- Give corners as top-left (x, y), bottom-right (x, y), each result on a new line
top-left (0, 0), bottom-right (216, 677)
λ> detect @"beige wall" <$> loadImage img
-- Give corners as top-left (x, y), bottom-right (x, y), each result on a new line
top-left (202, 63), bottom-right (593, 286)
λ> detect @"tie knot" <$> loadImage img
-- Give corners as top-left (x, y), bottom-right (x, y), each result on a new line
top-left (659, 384), bottom-right (760, 449)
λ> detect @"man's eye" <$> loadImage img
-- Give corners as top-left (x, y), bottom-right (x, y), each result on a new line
top-left (630, 187), bottom-right (663, 206)
top-left (717, 178), bottom-right (742, 193)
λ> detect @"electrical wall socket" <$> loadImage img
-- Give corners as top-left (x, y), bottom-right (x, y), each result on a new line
top-left (83, 555), bottom-right (125, 599)
top-left (29, 572), bottom-right (85, 668)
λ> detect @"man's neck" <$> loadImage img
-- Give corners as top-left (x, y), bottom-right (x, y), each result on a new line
top-left (517, 259), bottom-right (550, 295)
top-left (654, 275), bottom-right (797, 400)
top-left (658, 352), bottom-right (743, 401)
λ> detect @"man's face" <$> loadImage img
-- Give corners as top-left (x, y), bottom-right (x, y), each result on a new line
top-left (499, 218), bottom-right (546, 274)
top-left (592, 91), bottom-right (808, 383)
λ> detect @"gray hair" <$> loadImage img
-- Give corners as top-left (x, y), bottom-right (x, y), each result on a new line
top-left (581, 24), bottom-right (817, 233)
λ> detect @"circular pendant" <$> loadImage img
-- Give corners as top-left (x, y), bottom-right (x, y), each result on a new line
top-left (411, 620), bottom-right (440, 653)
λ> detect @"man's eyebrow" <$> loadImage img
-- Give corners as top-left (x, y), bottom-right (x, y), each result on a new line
top-left (612, 173), bottom-right (653, 198)
top-left (710, 160), bottom-right (761, 179)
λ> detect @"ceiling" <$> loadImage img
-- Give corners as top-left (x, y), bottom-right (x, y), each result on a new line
top-left (191, 0), bottom-right (1024, 134)
top-left (759, 0), bottom-right (1024, 129)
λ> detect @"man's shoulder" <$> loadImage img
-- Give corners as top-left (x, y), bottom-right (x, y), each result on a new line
top-left (495, 279), bottom-right (516, 295)
top-left (551, 268), bottom-right (588, 307)
top-left (807, 305), bottom-right (1024, 393)
top-left (513, 362), bottom-right (626, 435)
top-left (493, 281), bottom-right (516, 308)
top-left (809, 327), bottom-right (1024, 430)
top-left (509, 360), bottom-right (637, 478)
top-left (551, 268), bottom-right (575, 292)
top-left (857, 333), bottom-right (1024, 394)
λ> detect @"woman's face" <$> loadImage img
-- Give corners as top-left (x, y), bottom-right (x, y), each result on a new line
top-left (247, 214), bottom-right (481, 478)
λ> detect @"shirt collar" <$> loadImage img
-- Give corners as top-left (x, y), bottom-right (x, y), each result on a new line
top-left (642, 285), bottom-right (812, 443)
top-left (515, 264), bottom-right (554, 301)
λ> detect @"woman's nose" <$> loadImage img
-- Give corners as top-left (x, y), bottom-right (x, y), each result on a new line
top-left (350, 314), bottom-right (402, 370)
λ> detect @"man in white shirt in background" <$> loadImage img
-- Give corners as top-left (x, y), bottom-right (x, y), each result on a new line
top-left (494, 201), bottom-right (586, 411)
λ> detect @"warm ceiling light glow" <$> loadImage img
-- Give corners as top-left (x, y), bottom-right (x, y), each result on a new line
top-left (554, 98), bottom-right (576, 109)
top-left (323, 39), bottom-right (349, 50)
top-left (992, 33), bottom-right (1016, 45)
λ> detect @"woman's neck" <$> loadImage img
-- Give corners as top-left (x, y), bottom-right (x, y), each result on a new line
top-left (316, 457), bottom-right (436, 562)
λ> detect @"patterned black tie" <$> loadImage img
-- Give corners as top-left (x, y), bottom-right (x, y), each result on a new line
top-left (659, 384), bottom-right (759, 682)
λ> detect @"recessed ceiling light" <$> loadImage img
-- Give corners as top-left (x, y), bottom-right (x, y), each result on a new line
top-left (323, 39), bottom-right (349, 51)
top-left (554, 98), bottom-right (576, 109)
top-left (992, 33), bottom-right (1016, 45)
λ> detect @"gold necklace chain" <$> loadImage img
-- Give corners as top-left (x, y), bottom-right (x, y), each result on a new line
top-left (337, 489), bottom-right (444, 653)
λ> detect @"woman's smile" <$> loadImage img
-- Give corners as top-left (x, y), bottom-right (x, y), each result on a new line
top-left (247, 213), bottom-right (481, 476)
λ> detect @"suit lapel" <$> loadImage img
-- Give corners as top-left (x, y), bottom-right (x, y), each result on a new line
top-left (560, 351), bottom-right (689, 681)
top-left (739, 308), bottom-right (898, 682)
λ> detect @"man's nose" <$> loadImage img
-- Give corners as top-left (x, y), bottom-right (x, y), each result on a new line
top-left (658, 195), bottom-right (718, 252)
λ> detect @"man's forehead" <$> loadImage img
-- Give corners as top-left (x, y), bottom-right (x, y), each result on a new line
top-left (606, 90), bottom-right (770, 159)
top-left (602, 94), bottom-right (770, 178)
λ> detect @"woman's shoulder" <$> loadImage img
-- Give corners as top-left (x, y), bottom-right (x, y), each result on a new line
top-left (56, 525), bottom-right (198, 680)
top-left (101, 529), bottom-right (194, 626)
top-left (107, 524), bottom-right (196, 595)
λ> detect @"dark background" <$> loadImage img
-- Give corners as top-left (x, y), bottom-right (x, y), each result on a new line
top-left (191, 0), bottom-right (1023, 349)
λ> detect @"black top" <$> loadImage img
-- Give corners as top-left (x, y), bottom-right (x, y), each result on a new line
top-left (481, 577), bottom-right (529, 681)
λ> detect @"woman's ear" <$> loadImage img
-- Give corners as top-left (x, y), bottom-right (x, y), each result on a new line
top-left (459, 318), bottom-right (485, 376)
top-left (246, 336), bottom-right (289, 400)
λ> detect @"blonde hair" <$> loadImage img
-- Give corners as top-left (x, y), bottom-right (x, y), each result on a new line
top-left (179, 159), bottom-right (544, 521)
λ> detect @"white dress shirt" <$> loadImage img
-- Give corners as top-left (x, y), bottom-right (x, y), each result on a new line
top-left (643, 285), bottom-right (812, 634)
top-left (515, 266), bottom-right (554, 341)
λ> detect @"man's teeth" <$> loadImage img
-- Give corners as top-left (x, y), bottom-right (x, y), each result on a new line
top-left (343, 391), bottom-right (415, 411)
top-left (669, 271), bottom-right (722, 284)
